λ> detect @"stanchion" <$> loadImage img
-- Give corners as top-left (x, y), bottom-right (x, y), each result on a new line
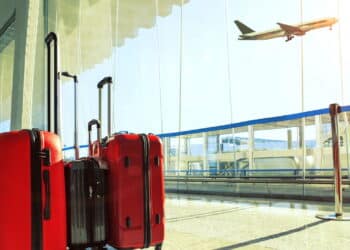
top-left (316, 103), bottom-right (350, 221)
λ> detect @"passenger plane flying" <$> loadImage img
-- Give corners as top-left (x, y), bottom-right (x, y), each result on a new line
top-left (234, 17), bottom-right (338, 42)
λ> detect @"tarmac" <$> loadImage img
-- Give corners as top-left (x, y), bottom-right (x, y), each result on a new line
top-left (161, 194), bottom-right (350, 250)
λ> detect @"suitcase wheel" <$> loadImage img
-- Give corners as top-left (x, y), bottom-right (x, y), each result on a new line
top-left (155, 243), bottom-right (162, 250)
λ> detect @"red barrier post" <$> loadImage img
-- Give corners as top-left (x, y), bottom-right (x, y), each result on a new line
top-left (316, 103), bottom-right (350, 221)
top-left (330, 104), bottom-right (343, 217)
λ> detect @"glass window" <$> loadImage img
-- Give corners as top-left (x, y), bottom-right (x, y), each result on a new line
top-left (208, 160), bottom-right (218, 176)
top-left (208, 135), bottom-right (218, 154)
top-left (219, 134), bottom-right (235, 153)
top-left (187, 161), bottom-right (203, 176)
top-left (0, 14), bottom-right (15, 132)
top-left (189, 137), bottom-right (203, 156)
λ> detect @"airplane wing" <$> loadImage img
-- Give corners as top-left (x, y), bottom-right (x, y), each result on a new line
top-left (277, 22), bottom-right (303, 34)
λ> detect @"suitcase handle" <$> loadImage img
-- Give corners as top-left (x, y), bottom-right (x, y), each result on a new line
top-left (97, 76), bottom-right (113, 137)
top-left (45, 32), bottom-right (60, 135)
top-left (97, 76), bottom-right (112, 89)
top-left (61, 71), bottom-right (78, 83)
top-left (61, 71), bottom-right (79, 160)
top-left (88, 119), bottom-right (102, 156)
top-left (88, 119), bottom-right (101, 143)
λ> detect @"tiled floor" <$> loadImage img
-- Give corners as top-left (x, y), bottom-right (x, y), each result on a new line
top-left (162, 194), bottom-right (350, 250)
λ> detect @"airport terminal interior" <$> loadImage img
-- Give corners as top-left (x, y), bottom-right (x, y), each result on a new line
top-left (1, 0), bottom-right (350, 249)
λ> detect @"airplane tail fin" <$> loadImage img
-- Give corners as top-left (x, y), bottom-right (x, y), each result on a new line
top-left (234, 20), bottom-right (255, 34)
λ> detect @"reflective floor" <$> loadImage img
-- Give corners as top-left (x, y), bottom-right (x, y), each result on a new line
top-left (161, 194), bottom-right (350, 250)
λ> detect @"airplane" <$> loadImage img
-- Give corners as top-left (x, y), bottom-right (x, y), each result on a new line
top-left (234, 17), bottom-right (338, 42)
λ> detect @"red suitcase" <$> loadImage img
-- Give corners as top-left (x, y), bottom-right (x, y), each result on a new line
top-left (90, 78), bottom-right (165, 249)
top-left (0, 32), bottom-right (67, 250)
top-left (105, 133), bottom-right (165, 249)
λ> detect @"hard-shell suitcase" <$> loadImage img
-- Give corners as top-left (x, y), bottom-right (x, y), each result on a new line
top-left (61, 73), bottom-right (108, 249)
top-left (91, 78), bottom-right (165, 249)
top-left (0, 32), bottom-right (67, 250)
top-left (105, 133), bottom-right (165, 249)
top-left (65, 157), bottom-right (107, 249)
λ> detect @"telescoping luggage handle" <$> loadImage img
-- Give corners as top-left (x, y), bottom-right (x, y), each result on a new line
top-left (42, 32), bottom-right (59, 222)
top-left (61, 71), bottom-right (79, 160)
top-left (97, 76), bottom-right (113, 137)
top-left (88, 119), bottom-right (102, 156)
top-left (45, 32), bottom-right (60, 135)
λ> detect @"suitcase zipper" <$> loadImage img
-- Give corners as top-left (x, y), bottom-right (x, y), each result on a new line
top-left (141, 134), bottom-right (151, 248)
top-left (28, 129), bottom-right (43, 250)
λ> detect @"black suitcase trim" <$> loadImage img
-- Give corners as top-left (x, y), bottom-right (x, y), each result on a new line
top-left (141, 134), bottom-right (152, 249)
top-left (29, 129), bottom-right (43, 250)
